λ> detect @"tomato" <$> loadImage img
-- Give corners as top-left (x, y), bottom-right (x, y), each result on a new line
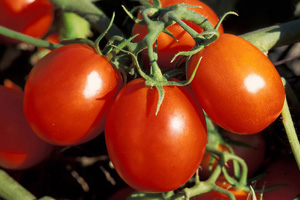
top-left (23, 43), bottom-right (123, 146)
top-left (105, 78), bottom-right (207, 192)
top-left (192, 176), bottom-right (263, 200)
top-left (0, 0), bottom-right (54, 43)
top-left (132, 0), bottom-right (223, 69)
top-left (188, 33), bottom-right (285, 134)
top-left (200, 132), bottom-right (266, 179)
top-left (0, 86), bottom-right (53, 170)
top-left (257, 158), bottom-right (300, 200)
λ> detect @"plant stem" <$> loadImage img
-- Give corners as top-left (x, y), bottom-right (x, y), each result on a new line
top-left (281, 79), bottom-right (300, 170)
top-left (0, 169), bottom-right (36, 200)
top-left (0, 26), bottom-right (62, 49)
top-left (49, 0), bottom-right (123, 38)
top-left (241, 19), bottom-right (300, 54)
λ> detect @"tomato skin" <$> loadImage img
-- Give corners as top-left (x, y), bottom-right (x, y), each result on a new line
top-left (200, 132), bottom-right (266, 179)
top-left (188, 34), bottom-right (285, 134)
top-left (0, 86), bottom-right (53, 170)
top-left (105, 78), bottom-right (207, 192)
top-left (257, 159), bottom-right (300, 200)
top-left (192, 176), bottom-right (263, 200)
top-left (23, 44), bottom-right (123, 146)
top-left (132, 0), bottom-right (223, 69)
top-left (0, 0), bottom-right (53, 42)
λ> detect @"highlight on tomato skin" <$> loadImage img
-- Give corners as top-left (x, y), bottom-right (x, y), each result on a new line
top-left (132, 0), bottom-right (223, 69)
top-left (23, 43), bottom-right (123, 146)
top-left (0, 0), bottom-right (54, 43)
top-left (0, 86), bottom-right (53, 170)
top-left (188, 33), bottom-right (285, 134)
top-left (105, 78), bottom-right (207, 192)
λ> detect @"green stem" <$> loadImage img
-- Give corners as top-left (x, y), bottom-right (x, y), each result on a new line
top-left (49, 0), bottom-right (123, 38)
top-left (165, 3), bottom-right (214, 32)
top-left (0, 169), bottom-right (36, 200)
top-left (281, 78), bottom-right (300, 170)
top-left (166, 13), bottom-right (199, 38)
top-left (0, 26), bottom-right (62, 49)
top-left (241, 19), bottom-right (300, 54)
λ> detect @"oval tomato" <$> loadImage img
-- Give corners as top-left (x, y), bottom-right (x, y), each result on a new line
top-left (0, 86), bottom-right (53, 170)
top-left (23, 43), bottom-right (123, 146)
top-left (188, 33), bottom-right (285, 134)
top-left (200, 132), bottom-right (266, 179)
top-left (105, 78), bottom-right (207, 192)
top-left (132, 0), bottom-right (223, 69)
top-left (257, 158), bottom-right (300, 200)
top-left (0, 0), bottom-right (54, 42)
top-left (192, 176), bottom-right (263, 200)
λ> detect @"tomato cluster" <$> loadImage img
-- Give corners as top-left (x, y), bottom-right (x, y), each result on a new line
top-left (0, 0), bottom-right (297, 199)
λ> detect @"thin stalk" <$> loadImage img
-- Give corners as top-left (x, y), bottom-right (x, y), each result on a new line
top-left (0, 26), bottom-right (62, 49)
top-left (0, 169), bottom-right (36, 200)
top-left (281, 79), bottom-right (300, 170)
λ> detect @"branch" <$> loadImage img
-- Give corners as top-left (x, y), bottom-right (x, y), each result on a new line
top-left (0, 26), bottom-right (62, 49)
top-left (241, 19), bottom-right (300, 53)
top-left (0, 169), bottom-right (36, 200)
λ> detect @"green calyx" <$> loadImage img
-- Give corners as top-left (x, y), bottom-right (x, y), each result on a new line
top-left (121, 0), bottom-right (232, 114)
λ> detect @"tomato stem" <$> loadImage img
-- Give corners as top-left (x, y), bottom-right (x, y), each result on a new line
top-left (0, 26), bottom-right (63, 49)
top-left (0, 169), bottom-right (55, 200)
top-left (281, 78), bottom-right (300, 170)
top-left (214, 11), bottom-right (238, 31)
top-left (94, 12), bottom-right (117, 56)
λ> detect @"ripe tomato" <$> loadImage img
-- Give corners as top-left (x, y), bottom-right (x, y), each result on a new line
top-left (200, 132), bottom-right (266, 179)
top-left (0, 86), bottom-right (53, 170)
top-left (188, 33), bottom-right (285, 134)
top-left (257, 158), bottom-right (300, 200)
top-left (105, 78), bottom-right (207, 192)
top-left (23, 44), bottom-right (123, 146)
top-left (132, 0), bottom-right (223, 69)
top-left (192, 176), bottom-right (263, 200)
top-left (0, 0), bottom-right (54, 42)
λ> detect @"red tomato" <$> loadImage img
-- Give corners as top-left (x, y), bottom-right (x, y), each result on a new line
top-left (192, 176), bottom-right (263, 200)
top-left (200, 132), bottom-right (266, 179)
top-left (132, 0), bottom-right (223, 69)
top-left (105, 78), bottom-right (207, 192)
top-left (0, 0), bottom-right (54, 43)
top-left (23, 44), bottom-right (123, 146)
top-left (188, 34), bottom-right (285, 134)
top-left (0, 86), bottom-right (53, 170)
top-left (257, 158), bottom-right (300, 200)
